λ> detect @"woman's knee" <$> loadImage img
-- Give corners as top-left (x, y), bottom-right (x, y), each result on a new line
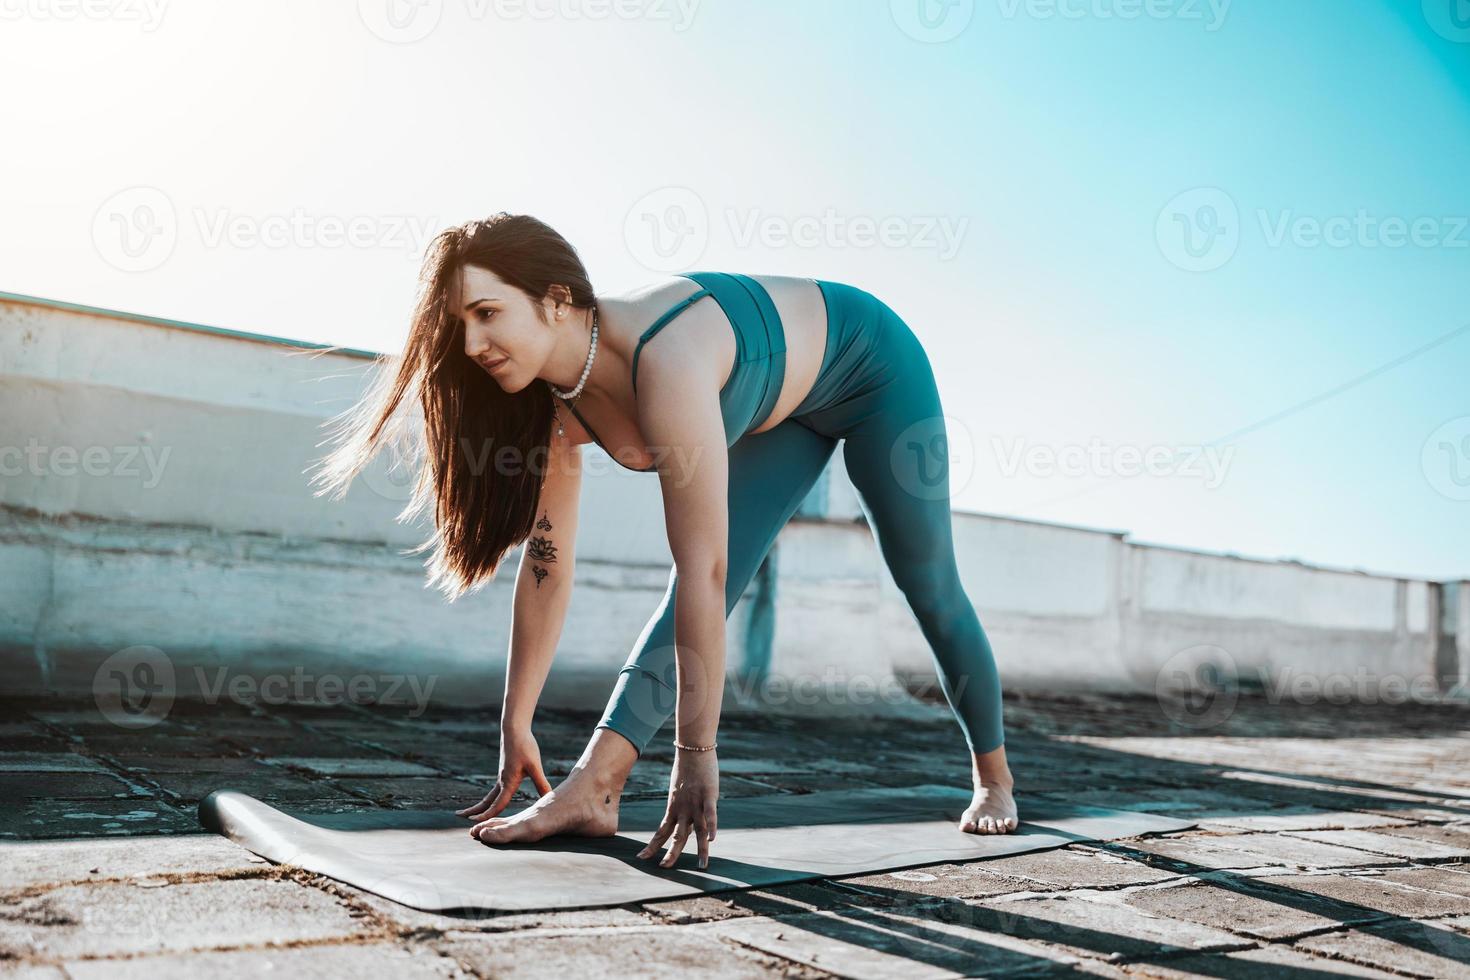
top-left (892, 558), bottom-right (971, 627)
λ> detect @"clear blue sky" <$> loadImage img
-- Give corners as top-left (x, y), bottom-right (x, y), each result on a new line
top-left (3, 0), bottom-right (1467, 580)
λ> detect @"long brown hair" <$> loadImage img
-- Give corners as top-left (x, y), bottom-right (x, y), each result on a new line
top-left (309, 213), bottom-right (595, 601)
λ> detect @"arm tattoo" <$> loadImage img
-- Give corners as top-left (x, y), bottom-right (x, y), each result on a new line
top-left (527, 535), bottom-right (558, 564)
top-left (529, 512), bottom-right (557, 588)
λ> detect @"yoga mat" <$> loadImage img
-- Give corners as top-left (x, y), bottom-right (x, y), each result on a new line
top-left (198, 784), bottom-right (1194, 913)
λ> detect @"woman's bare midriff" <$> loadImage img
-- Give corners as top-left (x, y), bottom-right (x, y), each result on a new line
top-left (560, 274), bottom-right (829, 470)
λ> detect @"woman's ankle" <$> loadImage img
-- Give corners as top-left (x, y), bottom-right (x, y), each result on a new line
top-left (569, 727), bottom-right (640, 797)
top-left (971, 743), bottom-right (1015, 791)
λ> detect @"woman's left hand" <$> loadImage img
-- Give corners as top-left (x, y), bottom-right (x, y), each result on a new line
top-left (638, 749), bottom-right (719, 869)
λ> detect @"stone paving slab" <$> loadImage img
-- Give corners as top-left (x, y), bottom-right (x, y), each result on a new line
top-left (712, 906), bottom-right (1096, 978)
top-left (0, 772), bottom-right (150, 801)
top-left (1286, 828), bottom-right (1470, 862)
top-left (1120, 877), bottom-right (1388, 941)
top-left (1372, 863), bottom-right (1470, 899)
top-left (1195, 807), bottom-right (1416, 833)
top-left (1250, 869), bottom-right (1470, 918)
top-left (330, 775), bottom-right (498, 809)
top-left (1379, 821), bottom-right (1470, 846)
top-left (0, 834), bottom-right (265, 892)
top-left (436, 924), bottom-right (806, 979)
top-left (1294, 916), bottom-right (1470, 977)
top-left (0, 799), bottom-right (199, 840)
top-left (346, 890), bottom-right (655, 934)
top-left (1131, 831), bottom-right (1401, 872)
top-left (130, 769), bottom-right (364, 806)
top-left (898, 845), bottom-right (1182, 893)
top-left (0, 876), bottom-right (373, 960)
top-left (640, 880), bottom-right (874, 923)
top-left (2, 691), bottom-right (1467, 977)
top-left (57, 943), bottom-right (468, 979)
top-left (712, 888), bottom-right (1249, 977)
top-left (1118, 943), bottom-right (1404, 978)
top-left (77, 735), bottom-right (247, 758)
top-left (215, 731), bottom-right (404, 758)
top-left (271, 756), bottom-right (445, 777)
top-left (828, 866), bottom-right (1031, 903)
top-left (114, 755), bottom-right (264, 774)
top-left (0, 753), bottom-right (113, 774)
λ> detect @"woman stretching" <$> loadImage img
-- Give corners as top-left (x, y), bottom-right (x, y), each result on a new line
top-left (313, 213), bottom-right (1018, 871)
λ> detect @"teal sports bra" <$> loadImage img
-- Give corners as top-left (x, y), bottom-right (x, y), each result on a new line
top-left (564, 271), bottom-right (788, 473)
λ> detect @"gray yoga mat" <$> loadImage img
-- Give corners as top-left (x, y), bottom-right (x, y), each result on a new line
top-left (198, 784), bottom-right (1194, 913)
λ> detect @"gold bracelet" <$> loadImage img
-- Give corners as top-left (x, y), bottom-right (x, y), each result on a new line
top-left (673, 738), bottom-right (717, 752)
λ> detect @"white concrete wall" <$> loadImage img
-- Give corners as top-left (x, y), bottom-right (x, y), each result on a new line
top-left (1, 293), bottom-right (1460, 721)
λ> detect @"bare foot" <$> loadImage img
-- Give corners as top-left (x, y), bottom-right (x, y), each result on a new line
top-left (960, 779), bottom-right (1018, 834)
top-left (470, 767), bottom-right (621, 845)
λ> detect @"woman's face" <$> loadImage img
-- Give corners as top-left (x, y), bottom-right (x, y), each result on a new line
top-left (453, 263), bottom-right (557, 392)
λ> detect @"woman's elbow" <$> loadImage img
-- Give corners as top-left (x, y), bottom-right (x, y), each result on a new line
top-left (678, 557), bottom-right (726, 591)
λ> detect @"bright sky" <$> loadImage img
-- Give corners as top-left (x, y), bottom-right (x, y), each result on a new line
top-left (3, 0), bottom-right (1468, 580)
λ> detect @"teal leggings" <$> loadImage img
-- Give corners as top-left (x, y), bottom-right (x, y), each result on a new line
top-left (594, 279), bottom-right (1005, 758)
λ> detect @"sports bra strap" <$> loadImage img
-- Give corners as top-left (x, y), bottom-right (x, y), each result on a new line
top-left (630, 287), bottom-right (712, 394)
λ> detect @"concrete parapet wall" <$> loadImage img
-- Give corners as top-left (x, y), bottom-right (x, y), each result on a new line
top-left (1, 293), bottom-right (1460, 720)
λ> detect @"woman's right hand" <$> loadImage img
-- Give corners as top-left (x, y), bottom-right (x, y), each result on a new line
top-left (455, 727), bottom-right (555, 821)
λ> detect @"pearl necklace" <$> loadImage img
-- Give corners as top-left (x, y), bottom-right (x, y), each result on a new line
top-left (550, 304), bottom-right (599, 438)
